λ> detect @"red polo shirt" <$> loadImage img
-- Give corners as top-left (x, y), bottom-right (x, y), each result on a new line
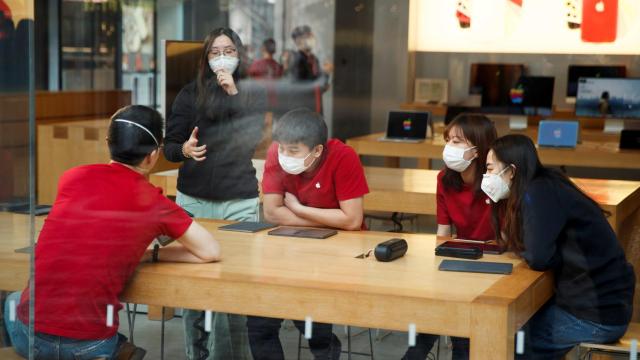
top-left (18, 163), bottom-right (192, 340)
top-left (262, 139), bottom-right (369, 210)
top-left (436, 169), bottom-right (495, 241)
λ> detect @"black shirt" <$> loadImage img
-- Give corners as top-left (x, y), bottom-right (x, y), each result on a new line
top-left (521, 176), bottom-right (635, 325)
top-left (283, 50), bottom-right (329, 114)
top-left (164, 80), bottom-right (267, 201)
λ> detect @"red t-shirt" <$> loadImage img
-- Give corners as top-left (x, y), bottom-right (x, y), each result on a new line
top-left (262, 139), bottom-right (369, 211)
top-left (436, 169), bottom-right (495, 241)
top-left (248, 58), bottom-right (283, 79)
top-left (18, 163), bottom-right (192, 340)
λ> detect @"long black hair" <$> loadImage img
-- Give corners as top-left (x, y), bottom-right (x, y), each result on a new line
top-left (490, 134), bottom-right (606, 253)
top-left (195, 27), bottom-right (245, 119)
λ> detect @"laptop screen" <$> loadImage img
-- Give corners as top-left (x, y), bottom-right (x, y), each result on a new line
top-left (386, 111), bottom-right (429, 139)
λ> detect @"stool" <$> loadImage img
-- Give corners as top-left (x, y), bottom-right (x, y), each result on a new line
top-left (365, 211), bottom-right (419, 233)
top-left (0, 347), bottom-right (24, 360)
top-left (578, 322), bottom-right (640, 359)
top-left (298, 326), bottom-right (374, 359)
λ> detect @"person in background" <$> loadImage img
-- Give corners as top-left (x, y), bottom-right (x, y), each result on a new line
top-left (248, 38), bottom-right (283, 79)
top-left (248, 38), bottom-right (284, 116)
top-left (164, 27), bottom-right (266, 360)
top-left (402, 114), bottom-right (497, 360)
top-left (486, 134), bottom-right (634, 359)
top-left (282, 25), bottom-right (332, 114)
top-left (246, 108), bottom-right (369, 360)
top-left (3, 105), bottom-right (220, 360)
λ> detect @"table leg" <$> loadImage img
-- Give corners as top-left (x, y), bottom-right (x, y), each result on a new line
top-left (470, 302), bottom-right (514, 360)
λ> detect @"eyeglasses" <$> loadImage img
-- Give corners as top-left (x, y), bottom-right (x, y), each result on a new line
top-left (209, 46), bottom-right (237, 57)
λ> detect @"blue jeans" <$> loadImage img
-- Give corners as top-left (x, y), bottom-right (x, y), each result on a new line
top-left (4, 292), bottom-right (122, 360)
top-left (518, 301), bottom-right (628, 359)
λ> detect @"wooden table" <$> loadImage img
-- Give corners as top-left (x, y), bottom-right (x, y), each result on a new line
top-left (149, 164), bottom-right (640, 238)
top-left (346, 131), bottom-right (640, 170)
top-left (0, 213), bottom-right (553, 359)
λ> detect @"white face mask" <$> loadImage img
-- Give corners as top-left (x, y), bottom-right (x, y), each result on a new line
top-left (442, 144), bottom-right (476, 172)
top-left (303, 37), bottom-right (316, 51)
top-left (481, 167), bottom-right (511, 203)
top-left (208, 55), bottom-right (239, 74)
top-left (278, 151), bottom-right (316, 175)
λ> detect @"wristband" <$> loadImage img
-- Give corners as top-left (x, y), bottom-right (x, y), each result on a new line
top-left (152, 243), bottom-right (160, 263)
top-left (182, 142), bottom-right (191, 159)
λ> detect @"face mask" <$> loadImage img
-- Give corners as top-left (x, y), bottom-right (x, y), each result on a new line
top-left (442, 144), bottom-right (476, 172)
top-left (208, 55), bottom-right (239, 74)
top-left (299, 37), bottom-right (316, 51)
top-left (481, 167), bottom-right (511, 203)
top-left (278, 151), bottom-right (317, 175)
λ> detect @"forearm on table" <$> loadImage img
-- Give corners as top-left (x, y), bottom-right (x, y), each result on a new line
top-left (265, 204), bottom-right (322, 227)
top-left (143, 244), bottom-right (215, 263)
top-left (294, 206), bottom-right (360, 231)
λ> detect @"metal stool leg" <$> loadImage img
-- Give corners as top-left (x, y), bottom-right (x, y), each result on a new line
top-left (160, 307), bottom-right (166, 360)
top-left (125, 303), bottom-right (138, 345)
top-left (368, 328), bottom-right (375, 360)
top-left (348, 326), bottom-right (352, 360)
top-left (297, 332), bottom-right (302, 360)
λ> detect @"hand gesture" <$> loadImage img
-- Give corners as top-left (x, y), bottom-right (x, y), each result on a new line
top-left (216, 70), bottom-right (238, 95)
top-left (182, 127), bottom-right (207, 161)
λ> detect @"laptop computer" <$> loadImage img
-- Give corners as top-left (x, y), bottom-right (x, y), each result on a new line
top-left (537, 120), bottom-right (580, 148)
top-left (378, 111), bottom-right (431, 143)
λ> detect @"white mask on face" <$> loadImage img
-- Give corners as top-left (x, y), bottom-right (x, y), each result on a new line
top-left (278, 151), bottom-right (316, 175)
top-left (481, 166), bottom-right (511, 203)
top-left (208, 55), bottom-right (239, 74)
top-left (442, 144), bottom-right (476, 172)
top-left (303, 37), bottom-right (316, 51)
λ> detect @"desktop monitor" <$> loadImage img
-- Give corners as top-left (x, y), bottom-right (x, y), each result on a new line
top-left (566, 65), bottom-right (626, 99)
top-left (576, 78), bottom-right (640, 133)
top-left (576, 78), bottom-right (640, 118)
top-left (161, 40), bottom-right (202, 120)
top-left (510, 76), bottom-right (555, 116)
top-left (469, 63), bottom-right (526, 108)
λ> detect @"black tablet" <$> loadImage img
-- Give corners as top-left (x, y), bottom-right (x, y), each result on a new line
top-left (267, 227), bottom-right (337, 239)
top-left (438, 259), bottom-right (513, 275)
top-left (218, 221), bottom-right (277, 233)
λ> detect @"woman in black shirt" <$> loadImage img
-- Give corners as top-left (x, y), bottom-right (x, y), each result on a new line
top-left (483, 134), bottom-right (634, 359)
top-left (164, 27), bottom-right (266, 360)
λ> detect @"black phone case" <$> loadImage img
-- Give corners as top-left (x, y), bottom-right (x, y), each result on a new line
top-left (435, 244), bottom-right (483, 260)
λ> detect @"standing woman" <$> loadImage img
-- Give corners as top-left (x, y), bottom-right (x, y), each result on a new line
top-left (402, 114), bottom-right (497, 360)
top-left (484, 134), bottom-right (634, 359)
top-left (164, 27), bottom-right (266, 360)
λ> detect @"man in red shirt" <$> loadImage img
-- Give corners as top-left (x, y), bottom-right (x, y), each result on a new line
top-left (247, 108), bottom-right (369, 360)
top-left (4, 105), bottom-right (221, 359)
top-left (248, 38), bottom-right (283, 80)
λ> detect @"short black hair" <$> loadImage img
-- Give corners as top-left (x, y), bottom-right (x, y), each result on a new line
top-left (108, 105), bottom-right (164, 166)
top-left (272, 108), bottom-right (327, 149)
top-left (291, 25), bottom-right (311, 40)
top-left (263, 38), bottom-right (276, 55)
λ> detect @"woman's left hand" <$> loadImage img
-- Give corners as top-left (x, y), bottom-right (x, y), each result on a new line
top-left (216, 70), bottom-right (238, 95)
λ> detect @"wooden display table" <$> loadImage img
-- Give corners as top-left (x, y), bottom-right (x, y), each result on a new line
top-left (347, 130), bottom-right (640, 170)
top-left (0, 213), bottom-right (553, 360)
